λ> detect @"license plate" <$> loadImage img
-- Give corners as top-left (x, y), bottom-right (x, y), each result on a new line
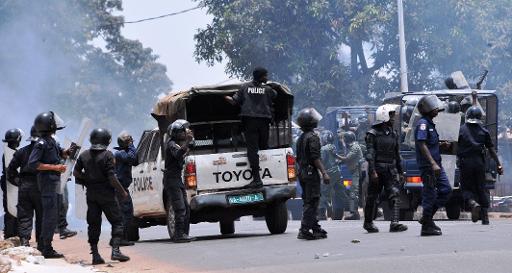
top-left (228, 192), bottom-right (264, 205)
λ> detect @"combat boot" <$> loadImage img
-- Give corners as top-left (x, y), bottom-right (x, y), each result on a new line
top-left (20, 237), bottom-right (30, 247)
top-left (468, 200), bottom-right (481, 223)
top-left (363, 222), bottom-right (379, 233)
top-left (247, 169), bottom-right (263, 188)
top-left (42, 242), bottom-right (64, 259)
top-left (297, 229), bottom-right (316, 240)
top-left (421, 216), bottom-right (442, 236)
top-left (390, 199), bottom-right (408, 232)
top-left (173, 231), bottom-right (196, 243)
top-left (418, 217), bottom-right (441, 231)
top-left (481, 207), bottom-right (489, 225)
top-left (90, 244), bottom-right (105, 265)
top-left (59, 228), bottom-right (78, 239)
top-left (312, 228), bottom-right (328, 239)
top-left (111, 238), bottom-right (130, 262)
top-left (390, 222), bottom-right (408, 232)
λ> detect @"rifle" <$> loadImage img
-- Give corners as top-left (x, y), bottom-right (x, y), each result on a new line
top-left (476, 70), bottom-right (488, 90)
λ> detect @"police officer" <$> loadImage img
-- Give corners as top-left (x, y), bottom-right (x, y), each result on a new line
top-left (458, 106), bottom-right (503, 225)
top-left (7, 126), bottom-right (42, 247)
top-left (339, 131), bottom-right (363, 220)
top-left (28, 111), bottom-right (74, 258)
top-left (114, 132), bottom-right (138, 245)
top-left (164, 119), bottom-right (195, 243)
top-left (363, 105), bottom-right (408, 233)
top-left (73, 128), bottom-right (130, 264)
top-left (225, 67), bottom-right (277, 188)
top-left (2, 128), bottom-right (23, 238)
top-left (296, 108), bottom-right (330, 240)
top-left (318, 131), bottom-right (345, 220)
top-left (414, 95), bottom-right (452, 236)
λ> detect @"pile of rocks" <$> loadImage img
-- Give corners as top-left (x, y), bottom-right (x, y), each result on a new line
top-left (0, 237), bottom-right (45, 273)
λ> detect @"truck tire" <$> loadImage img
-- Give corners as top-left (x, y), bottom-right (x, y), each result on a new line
top-left (331, 207), bottom-right (344, 220)
top-left (446, 204), bottom-right (461, 220)
top-left (220, 220), bottom-right (235, 235)
top-left (126, 218), bottom-right (140, 242)
top-left (165, 201), bottom-right (176, 240)
top-left (265, 202), bottom-right (288, 234)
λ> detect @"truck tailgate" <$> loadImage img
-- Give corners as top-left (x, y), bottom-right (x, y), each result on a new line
top-left (190, 148), bottom-right (293, 191)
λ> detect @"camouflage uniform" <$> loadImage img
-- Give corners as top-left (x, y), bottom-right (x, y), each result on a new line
top-left (344, 141), bottom-right (363, 216)
top-left (319, 143), bottom-right (345, 219)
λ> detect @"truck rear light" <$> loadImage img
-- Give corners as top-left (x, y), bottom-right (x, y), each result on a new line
top-left (184, 161), bottom-right (197, 189)
top-left (406, 176), bottom-right (422, 183)
top-left (343, 179), bottom-right (352, 189)
top-left (286, 153), bottom-right (297, 182)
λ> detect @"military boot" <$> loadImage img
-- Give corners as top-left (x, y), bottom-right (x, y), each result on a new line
top-left (363, 222), bottom-right (379, 233)
top-left (20, 237), bottom-right (30, 247)
top-left (418, 216), bottom-right (441, 231)
top-left (468, 199), bottom-right (481, 223)
top-left (390, 199), bottom-right (408, 232)
top-left (481, 207), bottom-right (489, 225)
top-left (312, 228), bottom-right (328, 239)
top-left (421, 216), bottom-right (442, 236)
top-left (90, 244), bottom-right (105, 265)
top-left (42, 242), bottom-right (65, 259)
top-left (247, 168), bottom-right (263, 188)
top-left (297, 229), bottom-right (316, 240)
top-left (59, 228), bottom-right (78, 239)
top-left (111, 239), bottom-right (130, 262)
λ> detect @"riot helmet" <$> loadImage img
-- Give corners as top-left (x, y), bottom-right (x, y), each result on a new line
top-left (167, 119), bottom-right (191, 141)
top-left (27, 126), bottom-right (40, 142)
top-left (117, 131), bottom-right (133, 148)
top-left (465, 106), bottom-right (484, 124)
top-left (296, 108), bottom-right (322, 130)
top-left (417, 95), bottom-right (445, 116)
top-left (34, 111), bottom-right (65, 134)
top-left (460, 95), bottom-right (473, 113)
top-left (375, 104), bottom-right (399, 125)
top-left (343, 131), bottom-right (356, 144)
top-left (2, 128), bottom-right (23, 148)
top-left (321, 130), bottom-right (335, 144)
top-left (447, 101), bottom-right (461, 113)
top-left (90, 128), bottom-right (112, 150)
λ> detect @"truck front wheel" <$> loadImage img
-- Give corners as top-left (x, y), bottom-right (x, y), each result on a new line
top-left (446, 203), bottom-right (461, 220)
top-left (265, 202), bottom-right (288, 234)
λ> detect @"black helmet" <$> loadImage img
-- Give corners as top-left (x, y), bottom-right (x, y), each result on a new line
top-left (465, 106), bottom-right (483, 124)
top-left (3, 128), bottom-right (23, 145)
top-left (34, 111), bottom-right (65, 134)
top-left (343, 131), bottom-right (356, 144)
top-left (321, 131), bottom-right (334, 144)
top-left (90, 128), bottom-right (111, 150)
top-left (447, 101), bottom-right (461, 113)
top-left (460, 95), bottom-right (473, 112)
top-left (167, 119), bottom-right (190, 140)
top-left (117, 131), bottom-right (133, 148)
top-left (296, 108), bottom-right (322, 130)
top-left (27, 126), bottom-right (40, 142)
top-left (417, 95), bottom-right (444, 115)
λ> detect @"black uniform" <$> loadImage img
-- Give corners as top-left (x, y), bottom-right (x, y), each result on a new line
top-left (8, 143), bottom-right (42, 242)
top-left (27, 136), bottom-right (63, 250)
top-left (114, 144), bottom-right (138, 240)
top-left (73, 149), bottom-right (124, 245)
top-left (296, 130), bottom-right (322, 232)
top-left (163, 139), bottom-right (190, 236)
top-left (1, 154), bottom-right (18, 238)
top-left (457, 123), bottom-right (494, 209)
top-left (233, 81), bottom-right (277, 182)
top-left (364, 124), bottom-right (404, 225)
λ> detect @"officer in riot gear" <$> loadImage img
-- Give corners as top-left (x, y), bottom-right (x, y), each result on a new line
top-left (447, 101), bottom-right (461, 114)
top-left (414, 95), bottom-right (452, 236)
top-left (338, 131), bottom-right (364, 220)
top-left (225, 67), bottom-right (277, 188)
top-left (7, 126), bottom-right (42, 247)
top-left (28, 111), bottom-right (75, 258)
top-left (318, 130), bottom-right (345, 220)
top-left (363, 105), bottom-right (408, 233)
top-left (458, 106), bottom-right (503, 225)
top-left (114, 132), bottom-right (138, 245)
top-left (73, 128), bottom-right (130, 264)
top-left (164, 119), bottom-right (195, 243)
top-left (296, 108), bottom-right (330, 240)
top-left (2, 128), bottom-right (23, 239)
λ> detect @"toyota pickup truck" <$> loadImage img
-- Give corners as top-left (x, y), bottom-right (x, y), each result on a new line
top-left (127, 82), bottom-right (296, 240)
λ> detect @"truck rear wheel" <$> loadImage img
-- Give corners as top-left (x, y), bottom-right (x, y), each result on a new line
top-left (265, 202), bottom-right (288, 234)
top-left (446, 203), bottom-right (461, 220)
top-left (166, 201), bottom-right (176, 240)
top-left (126, 218), bottom-right (140, 242)
top-left (220, 220), bottom-right (235, 235)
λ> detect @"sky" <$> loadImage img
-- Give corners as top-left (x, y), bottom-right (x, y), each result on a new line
top-left (119, 0), bottom-right (232, 91)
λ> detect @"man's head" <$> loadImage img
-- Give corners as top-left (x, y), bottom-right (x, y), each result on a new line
top-left (117, 131), bottom-right (133, 149)
top-left (375, 104), bottom-right (399, 126)
top-left (417, 95), bottom-right (444, 119)
top-left (296, 108), bottom-right (322, 132)
top-left (252, 67), bottom-right (268, 83)
top-left (167, 119), bottom-right (191, 141)
top-left (343, 131), bottom-right (356, 145)
top-left (90, 128), bottom-right (112, 151)
top-left (33, 111), bottom-right (65, 136)
top-left (2, 128), bottom-right (23, 149)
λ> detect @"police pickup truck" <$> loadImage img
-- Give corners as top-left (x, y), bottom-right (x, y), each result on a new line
top-left (127, 82), bottom-right (296, 241)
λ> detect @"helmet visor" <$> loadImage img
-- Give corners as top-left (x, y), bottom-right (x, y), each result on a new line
top-left (53, 112), bottom-right (66, 130)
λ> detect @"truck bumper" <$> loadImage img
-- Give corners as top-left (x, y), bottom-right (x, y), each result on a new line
top-left (190, 184), bottom-right (296, 211)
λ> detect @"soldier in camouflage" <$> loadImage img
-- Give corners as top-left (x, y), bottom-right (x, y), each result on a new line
top-left (337, 131), bottom-right (363, 220)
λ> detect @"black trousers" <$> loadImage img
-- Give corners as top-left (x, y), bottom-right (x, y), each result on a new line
top-left (38, 174), bottom-right (59, 244)
top-left (57, 185), bottom-right (69, 230)
top-left (86, 189), bottom-right (124, 245)
top-left (164, 180), bottom-right (190, 235)
top-left (17, 181), bottom-right (42, 241)
top-left (2, 184), bottom-right (17, 238)
top-left (460, 156), bottom-right (489, 208)
top-left (364, 163), bottom-right (400, 222)
top-left (116, 188), bottom-right (134, 238)
top-left (242, 117), bottom-right (270, 172)
top-left (299, 169), bottom-right (321, 231)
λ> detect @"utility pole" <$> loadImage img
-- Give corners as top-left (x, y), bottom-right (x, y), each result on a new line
top-left (397, 0), bottom-right (409, 93)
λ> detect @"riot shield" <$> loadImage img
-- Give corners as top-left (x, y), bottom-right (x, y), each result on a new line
top-left (3, 144), bottom-right (18, 216)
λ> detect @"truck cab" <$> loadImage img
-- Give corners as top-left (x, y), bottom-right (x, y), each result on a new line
top-left (382, 89), bottom-right (499, 220)
top-left (127, 82), bottom-right (296, 240)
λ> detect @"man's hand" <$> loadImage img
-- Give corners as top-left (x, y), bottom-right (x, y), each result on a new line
top-left (322, 173), bottom-right (330, 184)
top-left (371, 171), bottom-right (379, 181)
top-left (55, 164), bottom-right (67, 173)
top-left (186, 128), bottom-right (194, 142)
top-left (432, 163), bottom-right (441, 177)
top-left (498, 165), bottom-right (504, 175)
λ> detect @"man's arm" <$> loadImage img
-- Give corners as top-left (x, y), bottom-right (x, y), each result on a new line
top-left (365, 133), bottom-right (377, 179)
top-left (484, 130), bottom-right (503, 174)
top-left (105, 152), bottom-right (128, 198)
top-left (72, 154), bottom-right (86, 183)
top-left (308, 135), bottom-right (330, 184)
top-left (395, 134), bottom-right (403, 174)
top-left (28, 141), bottom-right (66, 173)
top-left (7, 151), bottom-right (22, 186)
top-left (417, 141), bottom-right (441, 176)
top-left (115, 144), bottom-right (138, 166)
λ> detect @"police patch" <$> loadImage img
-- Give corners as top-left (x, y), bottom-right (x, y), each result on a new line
top-left (420, 124), bottom-right (427, 131)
